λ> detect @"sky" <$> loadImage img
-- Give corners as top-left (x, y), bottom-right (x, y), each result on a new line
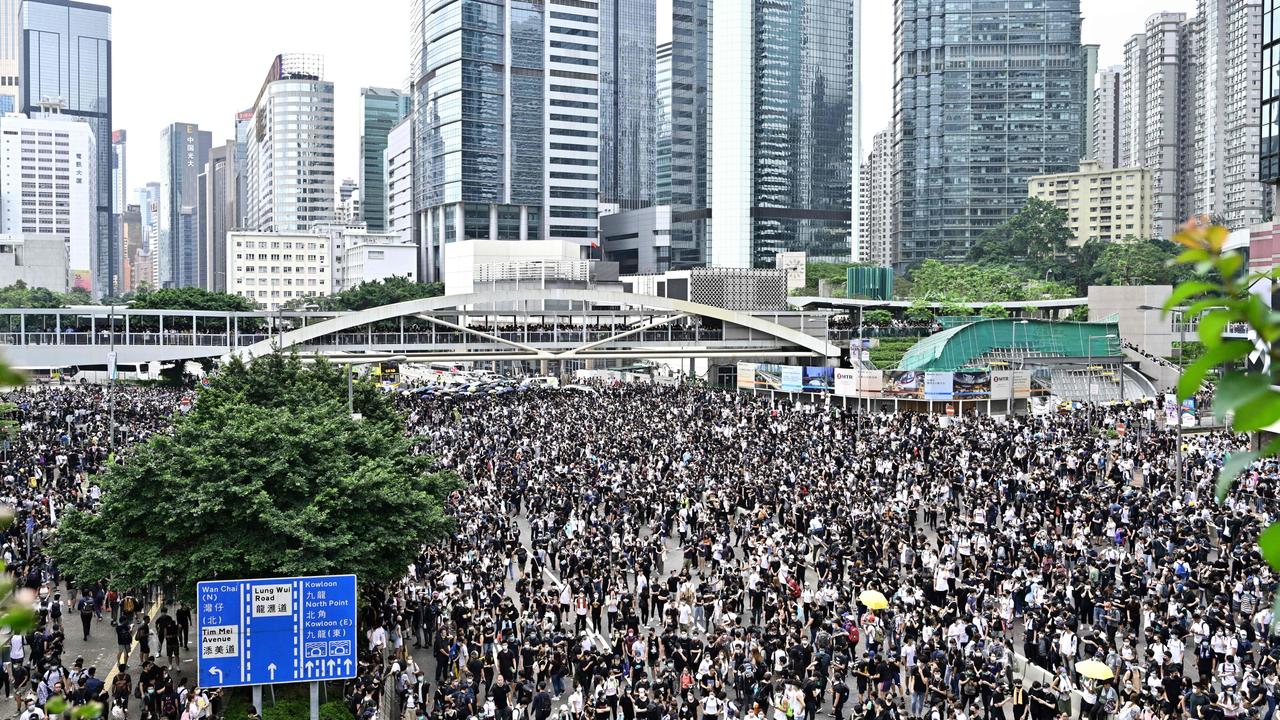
top-left (105, 0), bottom-right (1199, 202)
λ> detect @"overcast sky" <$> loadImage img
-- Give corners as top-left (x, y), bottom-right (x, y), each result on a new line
top-left (104, 0), bottom-right (1198, 203)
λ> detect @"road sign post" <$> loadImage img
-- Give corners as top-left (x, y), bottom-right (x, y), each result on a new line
top-left (196, 574), bottom-right (358, 689)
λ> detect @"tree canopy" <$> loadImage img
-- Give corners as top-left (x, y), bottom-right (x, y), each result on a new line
top-left (968, 198), bottom-right (1073, 273)
top-left (128, 287), bottom-right (257, 312)
top-left (0, 281), bottom-right (90, 308)
top-left (305, 277), bottom-right (444, 312)
top-left (906, 260), bottom-right (1076, 303)
top-left (52, 353), bottom-right (458, 599)
top-left (1089, 238), bottom-right (1196, 286)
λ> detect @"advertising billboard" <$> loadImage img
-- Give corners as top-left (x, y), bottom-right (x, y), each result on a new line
top-left (884, 370), bottom-right (923, 397)
top-left (834, 369), bottom-right (857, 397)
top-left (952, 370), bottom-right (991, 398)
top-left (924, 372), bottom-right (954, 400)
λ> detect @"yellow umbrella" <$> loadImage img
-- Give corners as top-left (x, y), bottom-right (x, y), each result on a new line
top-left (1075, 660), bottom-right (1114, 681)
top-left (859, 590), bottom-right (889, 610)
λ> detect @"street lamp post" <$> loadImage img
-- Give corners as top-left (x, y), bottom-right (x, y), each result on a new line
top-left (1138, 303), bottom-right (1185, 486)
top-left (107, 300), bottom-right (133, 451)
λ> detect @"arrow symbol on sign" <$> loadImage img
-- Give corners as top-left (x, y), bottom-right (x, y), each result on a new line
top-left (268, 663), bottom-right (277, 681)
top-left (326, 659), bottom-right (335, 675)
top-left (305, 661), bottom-right (314, 677)
top-left (343, 659), bottom-right (352, 675)
top-left (209, 668), bottom-right (223, 684)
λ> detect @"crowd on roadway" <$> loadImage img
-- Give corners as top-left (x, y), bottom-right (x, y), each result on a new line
top-left (373, 384), bottom-right (1277, 720)
top-left (0, 376), bottom-right (1276, 720)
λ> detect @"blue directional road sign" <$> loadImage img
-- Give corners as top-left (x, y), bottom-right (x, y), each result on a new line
top-left (197, 574), bottom-right (358, 688)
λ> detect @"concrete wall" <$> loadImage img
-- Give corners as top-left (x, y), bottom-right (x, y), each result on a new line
top-left (1087, 285), bottom-right (1173, 357)
top-left (0, 234), bottom-right (68, 292)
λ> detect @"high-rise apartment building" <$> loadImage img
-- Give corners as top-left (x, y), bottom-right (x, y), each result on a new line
top-left (1193, 0), bottom-right (1267, 229)
top-left (1081, 44), bottom-right (1099, 162)
top-left (1120, 13), bottom-right (1193, 241)
top-left (159, 123), bottom-right (211, 289)
top-left (893, 0), bottom-right (1086, 268)
top-left (409, 0), bottom-right (601, 282)
top-left (244, 54), bottom-right (336, 233)
top-left (18, 0), bottom-right (113, 296)
top-left (359, 88), bottom-right (409, 232)
top-left (711, 0), bottom-right (859, 268)
top-left (857, 128), bottom-right (892, 267)
top-left (0, 114), bottom-right (93, 289)
top-left (600, 0), bottom-right (655, 210)
top-left (1089, 66), bottom-right (1122, 170)
top-left (1117, 4), bottom-right (1267, 238)
top-left (1262, 0), bottom-right (1280, 199)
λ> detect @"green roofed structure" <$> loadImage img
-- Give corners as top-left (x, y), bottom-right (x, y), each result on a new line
top-left (897, 318), bottom-right (1122, 371)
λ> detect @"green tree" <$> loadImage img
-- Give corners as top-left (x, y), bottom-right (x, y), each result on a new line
top-left (968, 198), bottom-right (1074, 273)
top-left (1093, 238), bottom-right (1195, 286)
top-left (311, 277), bottom-right (444, 312)
top-left (0, 281), bottom-right (93, 308)
top-left (863, 309), bottom-right (893, 327)
top-left (905, 299), bottom-right (934, 324)
top-left (979, 304), bottom-right (1009, 319)
top-left (1162, 219), bottom-right (1280, 598)
top-left (939, 301), bottom-right (973, 318)
top-left (51, 353), bottom-right (458, 599)
top-left (130, 287), bottom-right (256, 312)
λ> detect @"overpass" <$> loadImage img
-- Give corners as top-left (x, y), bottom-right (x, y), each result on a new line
top-left (0, 289), bottom-right (844, 369)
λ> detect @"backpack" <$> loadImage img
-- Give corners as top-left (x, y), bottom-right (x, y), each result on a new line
top-left (122, 596), bottom-right (136, 614)
top-left (162, 696), bottom-right (178, 717)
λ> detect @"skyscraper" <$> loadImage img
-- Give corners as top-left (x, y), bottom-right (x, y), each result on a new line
top-left (18, 0), bottom-right (113, 295)
top-left (0, 0), bottom-right (18, 114)
top-left (159, 123), bottom-right (211, 289)
top-left (654, 42), bottom-right (673, 207)
top-left (359, 87), bottom-right (410, 232)
top-left (409, 0), bottom-right (600, 281)
top-left (1120, 13), bottom-right (1194, 240)
top-left (1089, 66), bottom-right (1122, 170)
top-left (139, 182), bottom-right (160, 288)
top-left (858, 127), bottom-right (893, 267)
top-left (1262, 0), bottom-right (1280, 200)
top-left (600, 0), bottom-right (655, 210)
top-left (202, 141), bottom-right (239, 292)
top-left (244, 54), bottom-right (335, 232)
top-left (666, 0), bottom-right (710, 268)
top-left (710, 0), bottom-right (859, 268)
top-left (1193, 0), bottom-right (1267, 229)
top-left (111, 130), bottom-right (126, 214)
top-left (893, 0), bottom-right (1086, 268)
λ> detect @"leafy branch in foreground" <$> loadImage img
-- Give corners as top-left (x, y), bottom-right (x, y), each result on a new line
top-left (1165, 217), bottom-right (1280, 575)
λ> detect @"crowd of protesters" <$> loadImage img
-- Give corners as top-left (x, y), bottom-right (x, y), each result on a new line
top-left (366, 384), bottom-right (1279, 720)
top-left (1, 378), bottom-right (1277, 720)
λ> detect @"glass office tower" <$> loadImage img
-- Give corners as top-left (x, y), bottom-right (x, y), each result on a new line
top-left (360, 87), bottom-right (410, 232)
top-left (710, 0), bottom-right (858, 268)
top-left (409, 0), bottom-right (600, 281)
top-left (600, 0), bottom-right (655, 210)
top-left (893, 0), bottom-right (1086, 268)
top-left (18, 0), bottom-right (113, 296)
top-left (1260, 0), bottom-right (1280, 187)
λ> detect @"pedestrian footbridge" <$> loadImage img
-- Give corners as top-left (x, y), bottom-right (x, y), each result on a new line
top-left (0, 289), bottom-right (844, 370)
